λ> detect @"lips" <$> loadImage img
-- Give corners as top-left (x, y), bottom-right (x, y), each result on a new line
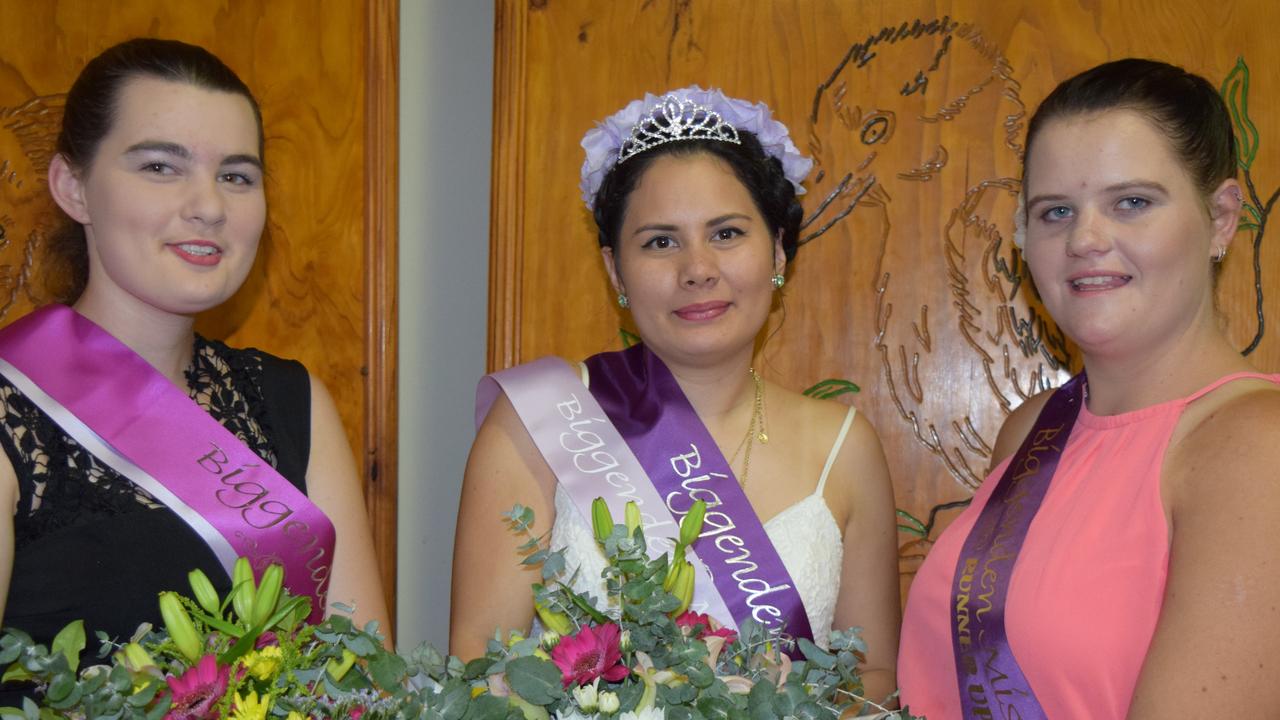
top-left (168, 240), bottom-right (223, 267)
top-left (1068, 272), bottom-right (1131, 292)
top-left (673, 301), bottom-right (730, 321)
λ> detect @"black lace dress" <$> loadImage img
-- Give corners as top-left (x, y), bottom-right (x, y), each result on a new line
top-left (0, 336), bottom-right (311, 647)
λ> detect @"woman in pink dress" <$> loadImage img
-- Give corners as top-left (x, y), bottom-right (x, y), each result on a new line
top-left (898, 58), bottom-right (1280, 718)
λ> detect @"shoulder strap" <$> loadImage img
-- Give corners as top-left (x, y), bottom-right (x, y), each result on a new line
top-left (1185, 371), bottom-right (1280, 404)
top-left (815, 405), bottom-right (857, 496)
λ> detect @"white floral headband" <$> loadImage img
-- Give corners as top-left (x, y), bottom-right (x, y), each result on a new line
top-left (578, 85), bottom-right (813, 211)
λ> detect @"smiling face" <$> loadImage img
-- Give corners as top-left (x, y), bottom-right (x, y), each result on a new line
top-left (602, 152), bottom-right (785, 368)
top-left (50, 76), bottom-right (265, 318)
top-left (1023, 109), bottom-right (1239, 360)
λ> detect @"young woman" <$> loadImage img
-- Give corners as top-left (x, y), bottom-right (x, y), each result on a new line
top-left (452, 87), bottom-right (900, 701)
top-left (0, 38), bottom-right (388, 648)
top-left (898, 59), bottom-right (1280, 718)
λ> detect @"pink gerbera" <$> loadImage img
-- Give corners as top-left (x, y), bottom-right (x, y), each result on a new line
top-left (550, 622), bottom-right (629, 687)
top-left (674, 611), bottom-right (738, 644)
top-left (164, 654), bottom-right (230, 720)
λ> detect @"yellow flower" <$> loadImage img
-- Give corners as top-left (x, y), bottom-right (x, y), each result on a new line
top-left (285, 713), bottom-right (307, 720)
top-left (229, 690), bottom-right (272, 720)
top-left (240, 645), bottom-right (284, 681)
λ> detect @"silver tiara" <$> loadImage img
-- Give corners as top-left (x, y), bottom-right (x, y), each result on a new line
top-left (617, 95), bottom-right (741, 165)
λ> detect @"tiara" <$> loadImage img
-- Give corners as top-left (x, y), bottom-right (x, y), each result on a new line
top-left (616, 96), bottom-right (741, 164)
top-left (579, 85), bottom-right (812, 210)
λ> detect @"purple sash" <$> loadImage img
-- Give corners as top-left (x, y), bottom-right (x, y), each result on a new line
top-left (0, 305), bottom-right (335, 622)
top-left (584, 345), bottom-right (813, 643)
top-left (950, 374), bottom-right (1084, 718)
top-left (476, 356), bottom-right (736, 628)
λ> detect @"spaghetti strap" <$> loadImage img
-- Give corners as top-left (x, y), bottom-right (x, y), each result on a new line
top-left (1183, 371), bottom-right (1280, 404)
top-left (815, 405), bottom-right (857, 496)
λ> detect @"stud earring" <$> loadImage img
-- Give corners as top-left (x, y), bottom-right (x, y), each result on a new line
top-left (1213, 247), bottom-right (1228, 263)
top-left (617, 293), bottom-right (630, 308)
top-left (771, 274), bottom-right (786, 290)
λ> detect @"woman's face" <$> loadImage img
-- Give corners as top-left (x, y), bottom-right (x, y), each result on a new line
top-left (1022, 109), bottom-right (1238, 359)
top-left (57, 75), bottom-right (265, 317)
top-left (602, 152), bottom-right (785, 368)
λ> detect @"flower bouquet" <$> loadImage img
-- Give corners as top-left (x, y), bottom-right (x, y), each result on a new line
top-left (0, 558), bottom-right (407, 719)
top-left (0, 500), bottom-right (922, 719)
top-left (442, 498), bottom-right (922, 719)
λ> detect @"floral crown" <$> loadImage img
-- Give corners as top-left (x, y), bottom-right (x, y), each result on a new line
top-left (579, 85), bottom-right (813, 210)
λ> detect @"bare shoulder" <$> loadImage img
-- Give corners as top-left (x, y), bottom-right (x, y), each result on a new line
top-left (770, 384), bottom-right (889, 491)
top-left (989, 388), bottom-right (1055, 472)
top-left (1168, 380), bottom-right (1280, 502)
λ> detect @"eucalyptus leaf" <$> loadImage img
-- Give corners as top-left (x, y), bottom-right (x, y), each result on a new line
top-left (502, 656), bottom-right (562, 706)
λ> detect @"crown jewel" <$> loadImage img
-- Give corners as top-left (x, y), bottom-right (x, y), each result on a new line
top-left (617, 95), bottom-right (741, 164)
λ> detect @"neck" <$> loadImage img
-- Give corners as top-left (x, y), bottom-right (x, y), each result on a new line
top-left (72, 293), bottom-right (196, 388)
top-left (1081, 318), bottom-right (1252, 415)
top-left (660, 348), bottom-right (757, 425)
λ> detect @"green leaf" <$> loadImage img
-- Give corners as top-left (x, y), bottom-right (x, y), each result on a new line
top-left (619, 328), bottom-right (642, 349)
top-left (369, 651), bottom-right (409, 689)
top-left (502, 656), bottom-right (563, 706)
top-left (1221, 57), bottom-right (1260, 171)
top-left (50, 621), bottom-right (85, 673)
top-left (802, 379), bottom-right (860, 400)
top-left (434, 682), bottom-right (471, 720)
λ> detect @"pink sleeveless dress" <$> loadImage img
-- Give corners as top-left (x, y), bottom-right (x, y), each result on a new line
top-left (898, 372), bottom-right (1280, 719)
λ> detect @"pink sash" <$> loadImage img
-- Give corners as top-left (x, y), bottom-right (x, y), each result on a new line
top-left (0, 305), bottom-right (334, 622)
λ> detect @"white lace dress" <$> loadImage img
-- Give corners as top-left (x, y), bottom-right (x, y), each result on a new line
top-left (547, 398), bottom-right (855, 648)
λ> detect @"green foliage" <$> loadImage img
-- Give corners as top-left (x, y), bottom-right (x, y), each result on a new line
top-left (802, 379), bottom-right (861, 400)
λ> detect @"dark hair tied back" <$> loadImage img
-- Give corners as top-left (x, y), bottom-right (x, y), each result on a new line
top-left (591, 130), bottom-right (804, 263)
top-left (1025, 58), bottom-right (1237, 196)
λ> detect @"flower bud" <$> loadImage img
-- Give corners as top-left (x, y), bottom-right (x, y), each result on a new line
top-left (534, 601), bottom-right (573, 635)
top-left (619, 629), bottom-right (633, 654)
top-left (251, 564), bottom-right (284, 627)
top-left (187, 569), bottom-right (221, 616)
top-left (572, 680), bottom-right (599, 712)
top-left (598, 690), bottom-right (620, 714)
top-left (678, 499), bottom-right (707, 547)
top-left (158, 591), bottom-right (203, 662)
top-left (231, 558), bottom-right (257, 625)
top-left (624, 501), bottom-right (642, 535)
top-left (591, 497), bottom-right (614, 544)
top-left (539, 630), bottom-right (561, 650)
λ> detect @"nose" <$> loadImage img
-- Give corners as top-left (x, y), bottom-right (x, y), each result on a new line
top-left (679, 243), bottom-right (718, 288)
top-left (182, 175), bottom-right (227, 227)
top-left (1065, 207), bottom-right (1111, 258)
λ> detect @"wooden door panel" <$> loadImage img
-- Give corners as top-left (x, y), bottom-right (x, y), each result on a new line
top-left (492, 0), bottom-right (1280, 598)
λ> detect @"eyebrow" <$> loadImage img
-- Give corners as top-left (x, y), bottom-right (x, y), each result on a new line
top-left (124, 140), bottom-right (263, 170)
top-left (631, 213), bottom-right (754, 237)
top-left (1028, 180), bottom-right (1170, 207)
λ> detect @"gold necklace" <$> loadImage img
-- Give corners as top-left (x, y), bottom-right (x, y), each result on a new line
top-left (727, 367), bottom-right (769, 486)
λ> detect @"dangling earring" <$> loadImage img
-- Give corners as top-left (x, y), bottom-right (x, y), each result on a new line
top-left (1213, 246), bottom-right (1228, 263)
top-left (771, 274), bottom-right (786, 290)
top-left (617, 293), bottom-right (630, 308)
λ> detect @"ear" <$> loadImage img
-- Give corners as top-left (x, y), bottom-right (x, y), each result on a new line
top-left (601, 246), bottom-right (625, 296)
top-left (773, 231), bottom-right (787, 277)
top-left (1207, 178), bottom-right (1244, 258)
top-left (48, 154), bottom-right (90, 224)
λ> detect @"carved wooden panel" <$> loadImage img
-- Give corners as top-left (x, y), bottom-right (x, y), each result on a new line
top-left (491, 0), bottom-right (1280, 599)
top-left (0, 0), bottom-right (399, 619)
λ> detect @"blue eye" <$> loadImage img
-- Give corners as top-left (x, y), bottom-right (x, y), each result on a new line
top-left (1117, 196), bottom-right (1149, 211)
top-left (1040, 205), bottom-right (1072, 222)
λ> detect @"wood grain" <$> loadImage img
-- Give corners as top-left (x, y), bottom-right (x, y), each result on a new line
top-left (491, 0), bottom-right (1280, 600)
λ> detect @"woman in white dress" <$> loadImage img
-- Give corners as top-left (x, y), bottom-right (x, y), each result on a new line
top-left (451, 87), bottom-right (899, 700)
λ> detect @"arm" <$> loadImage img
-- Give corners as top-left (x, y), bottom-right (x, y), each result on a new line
top-left (1126, 390), bottom-right (1280, 716)
top-left (305, 377), bottom-right (391, 641)
top-left (449, 391), bottom-right (557, 659)
top-left (830, 410), bottom-right (900, 707)
top-left (0, 457), bottom-right (15, 622)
